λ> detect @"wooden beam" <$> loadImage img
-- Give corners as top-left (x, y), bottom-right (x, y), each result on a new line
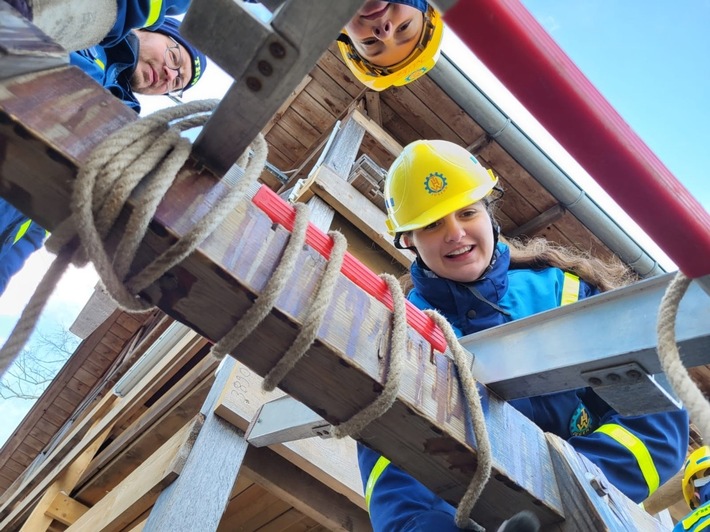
top-left (0, 1), bottom-right (67, 80)
top-left (75, 354), bottom-right (216, 504)
top-left (44, 492), bottom-right (89, 526)
top-left (350, 109), bottom-right (403, 157)
top-left (295, 165), bottom-right (412, 268)
top-left (66, 417), bottom-right (203, 532)
top-left (242, 446), bottom-right (371, 532)
top-left (20, 424), bottom-right (112, 531)
top-left (364, 92), bottom-right (382, 126)
top-left (507, 204), bottom-right (566, 238)
top-left (0, 319), bottom-right (205, 529)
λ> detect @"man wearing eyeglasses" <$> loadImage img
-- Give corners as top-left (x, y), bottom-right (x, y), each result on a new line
top-left (0, 12), bottom-right (205, 296)
top-left (71, 16), bottom-right (207, 113)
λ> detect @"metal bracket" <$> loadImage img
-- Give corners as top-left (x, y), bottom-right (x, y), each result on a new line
top-left (581, 362), bottom-right (682, 416)
top-left (245, 395), bottom-right (333, 447)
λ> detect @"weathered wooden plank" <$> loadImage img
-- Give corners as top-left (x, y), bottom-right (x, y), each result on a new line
top-left (19, 423), bottom-right (111, 532)
top-left (0, 1), bottom-right (67, 80)
top-left (263, 74), bottom-right (312, 136)
top-left (317, 47), bottom-right (366, 99)
top-left (0, 325), bottom-right (199, 529)
top-left (382, 84), bottom-right (465, 144)
top-left (66, 417), bottom-right (203, 532)
top-left (406, 71), bottom-right (487, 147)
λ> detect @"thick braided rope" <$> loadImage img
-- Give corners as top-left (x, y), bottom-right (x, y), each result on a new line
top-left (332, 273), bottom-right (406, 439)
top-left (0, 100), bottom-right (270, 378)
top-left (656, 272), bottom-right (710, 441)
top-left (210, 202), bottom-right (311, 361)
top-left (262, 231), bottom-right (348, 391)
top-left (425, 310), bottom-right (492, 532)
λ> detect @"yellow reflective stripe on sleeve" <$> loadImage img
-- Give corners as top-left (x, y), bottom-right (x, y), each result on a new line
top-left (682, 502), bottom-right (710, 530)
top-left (13, 219), bottom-right (33, 245)
top-left (94, 58), bottom-right (106, 70)
top-left (595, 424), bottom-right (660, 496)
top-left (561, 272), bottom-right (580, 306)
top-left (145, 0), bottom-right (163, 27)
top-left (364, 456), bottom-right (391, 511)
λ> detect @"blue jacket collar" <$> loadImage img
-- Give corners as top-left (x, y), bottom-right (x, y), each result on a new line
top-left (409, 243), bottom-right (511, 334)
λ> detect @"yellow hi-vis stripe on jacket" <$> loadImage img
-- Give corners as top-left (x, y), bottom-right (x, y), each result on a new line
top-left (145, 0), bottom-right (163, 27)
top-left (561, 272), bottom-right (580, 306)
top-left (595, 424), bottom-right (660, 496)
top-left (365, 456), bottom-right (391, 511)
top-left (12, 219), bottom-right (33, 245)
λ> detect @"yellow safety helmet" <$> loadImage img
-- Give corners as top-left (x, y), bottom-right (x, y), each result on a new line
top-left (384, 139), bottom-right (498, 235)
top-left (683, 446), bottom-right (710, 510)
top-left (337, 5), bottom-right (443, 92)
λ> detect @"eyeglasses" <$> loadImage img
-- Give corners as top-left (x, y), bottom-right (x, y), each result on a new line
top-left (165, 36), bottom-right (186, 98)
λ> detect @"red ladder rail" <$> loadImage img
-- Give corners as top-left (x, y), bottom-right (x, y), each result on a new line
top-left (443, 0), bottom-right (710, 279)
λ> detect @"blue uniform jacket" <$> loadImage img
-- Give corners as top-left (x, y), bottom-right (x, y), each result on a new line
top-left (70, 0), bottom-right (190, 112)
top-left (0, 199), bottom-right (46, 295)
top-left (358, 243), bottom-right (688, 531)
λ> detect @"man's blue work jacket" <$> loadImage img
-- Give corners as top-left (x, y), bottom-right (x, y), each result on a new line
top-left (0, 200), bottom-right (46, 295)
top-left (358, 243), bottom-right (689, 531)
top-left (70, 0), bottom-right (190, 112)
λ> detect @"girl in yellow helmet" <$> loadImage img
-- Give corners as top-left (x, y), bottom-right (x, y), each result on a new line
top-left (357, 139), bottom-right (689, 531)
top-left (338, 1), bottom-right (444, 91)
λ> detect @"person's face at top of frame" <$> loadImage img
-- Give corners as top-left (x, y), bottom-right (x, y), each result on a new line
top-left (344, 1), bottom-right (425, 67)
top-left (130, 30), bottom-right (193, 96)
top-left (402, 201), bottom-right (496, 284)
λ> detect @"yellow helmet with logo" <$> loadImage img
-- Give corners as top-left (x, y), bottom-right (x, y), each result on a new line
top-left (337, 5), bottom-right (443, 92)
top-left (683, 446), bottom-right (710, 510)
top-left (384, 139), bottom-right (498, 235)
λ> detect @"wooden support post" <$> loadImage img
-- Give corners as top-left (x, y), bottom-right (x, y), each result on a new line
top-left (321, 111), bottom-right (366, 179)
top-left (364, 92), bottom-right (382, 126)
top-left (143, 357), bottom-right (249, 532)
top-left (293, 165), bottom-right (412, 267)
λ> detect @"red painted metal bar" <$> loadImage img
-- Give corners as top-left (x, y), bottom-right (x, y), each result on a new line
top-left (252, 185), bottom-right (447, 353)
top-left (442, 0), bottom-right (710, 278)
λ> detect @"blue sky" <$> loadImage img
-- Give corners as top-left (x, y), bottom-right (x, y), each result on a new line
top-left (521, 0), bottom-right (709, 211)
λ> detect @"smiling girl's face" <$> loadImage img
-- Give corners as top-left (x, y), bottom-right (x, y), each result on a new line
top-left (343, 1), bottom-right (425, 67)
top-left (402, 201), bottom-right (495, 283)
